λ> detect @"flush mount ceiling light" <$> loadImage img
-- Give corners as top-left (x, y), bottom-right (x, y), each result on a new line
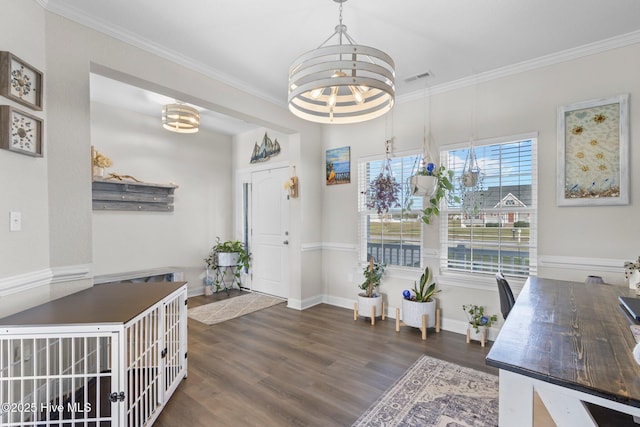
top-left (288, 0), bottom-right (395, 124)
top-left (162, 103), bottom-right (200, 133)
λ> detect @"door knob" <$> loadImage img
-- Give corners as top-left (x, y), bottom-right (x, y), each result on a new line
top-left (283, 240), bottom-right (289, 245)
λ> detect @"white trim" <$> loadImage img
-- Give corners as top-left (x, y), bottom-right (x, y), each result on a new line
top-left (398, 30), bottom-right (640, 104)
top-left (303, 242), bottom-right (358, 252)
top-left (538, 255), bottom-right (623, 273)
top-left (50, 264), bottom-right (92, 284)
top-left (94, 267), bottom-right (184, 285)
top-left (0, 269), bottom-right (52, 297)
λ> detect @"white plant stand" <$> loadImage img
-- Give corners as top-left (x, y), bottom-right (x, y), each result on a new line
top-left (467, 324), bottom-right (488, 347)
top-left (395, 306), bottom-right (441, 340)
top-left (354, 294), bottom-right (385, 325)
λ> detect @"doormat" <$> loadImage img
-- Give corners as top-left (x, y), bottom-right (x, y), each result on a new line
top-left (352, 355), bottom-right (498, 426)
top-left (188, 292), bottom-right (286, 325)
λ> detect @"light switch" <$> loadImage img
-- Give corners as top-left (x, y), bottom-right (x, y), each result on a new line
top-left (10, 211), bottom-right (21, 232)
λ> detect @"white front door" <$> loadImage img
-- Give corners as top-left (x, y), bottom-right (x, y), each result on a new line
top-left (250, 167), bottom-right (289, 298)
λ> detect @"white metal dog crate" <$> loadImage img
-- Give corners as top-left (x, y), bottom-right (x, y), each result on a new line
top-left (0, 281), bottom-right (188, 426)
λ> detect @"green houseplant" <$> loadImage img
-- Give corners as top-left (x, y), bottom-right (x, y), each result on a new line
top-left (204, 237), bottom-right (251, 292)
top-left (401, 266), bottom-right (440, 329)
top-left (356, 259), bottom-right (386, 322)
top-left (462, 304), bottom-right (498, 334)
top-left (419, 165), bottom-right (459, 225)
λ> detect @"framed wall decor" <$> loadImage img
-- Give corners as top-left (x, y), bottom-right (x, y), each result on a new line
top-left (0, 105), bottom-right (43, 157)
top-left (326, 146), bottom-right (350, 185)
top-left (556, 94), bottom-right (629, 206)
top-left (0, 51), bottom-right (43, 111)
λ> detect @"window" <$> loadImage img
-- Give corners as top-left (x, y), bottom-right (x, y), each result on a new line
top-left (359, 152), bottom-right (423, 268)
top-left (441, 135), bottom-right (537, 276)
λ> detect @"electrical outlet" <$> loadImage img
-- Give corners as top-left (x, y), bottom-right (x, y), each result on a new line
top-left (10, 211), bottom-right (21, 232)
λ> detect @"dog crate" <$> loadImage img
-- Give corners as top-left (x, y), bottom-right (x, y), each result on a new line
top-left (0, 281), bottom-right (188, 426)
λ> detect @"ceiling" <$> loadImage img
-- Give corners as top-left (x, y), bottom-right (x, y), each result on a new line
top-left (45, 0), bottom-right (640, 135)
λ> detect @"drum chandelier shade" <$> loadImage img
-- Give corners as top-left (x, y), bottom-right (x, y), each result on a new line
top-left (162, 103), bottom-right (200, 133)
top-left (288, 0), bottom-right (395, 124)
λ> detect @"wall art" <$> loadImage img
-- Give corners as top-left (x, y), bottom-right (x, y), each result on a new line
top-left (0, 51), bottom-right (43, 111)
top-left (0, 105), bottom-right (43, 157)
top-left (250, 132), bottom-right (281, 163)
top-left (326, 146), bottom-right (350, 185)
top-left (556, 94), bottom-right (629, 206)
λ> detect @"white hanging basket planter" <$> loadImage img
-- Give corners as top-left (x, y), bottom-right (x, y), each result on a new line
top-left (401, 298), bottom-right (436, 328)
top-left (217, 252), bottom-right (240, 267)
top-left (409, 175), bottom-right (437, 197)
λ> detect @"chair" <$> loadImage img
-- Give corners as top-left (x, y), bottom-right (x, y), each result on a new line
top-left (496, 272), bottom-right (515, 320)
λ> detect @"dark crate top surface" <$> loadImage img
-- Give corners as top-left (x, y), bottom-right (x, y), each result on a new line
top-left (0, 281), bottom-right (186, 327)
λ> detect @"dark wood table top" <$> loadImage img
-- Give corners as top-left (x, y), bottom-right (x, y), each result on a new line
top-left (0, 281), bottom-right (186, 327)
top-left (486, 276), bottom-right (640, 407)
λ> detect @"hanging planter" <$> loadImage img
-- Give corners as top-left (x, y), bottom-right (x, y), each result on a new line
top-left (409, 162), bottom-right (437, 197)
top-left (366, 140), bottom-right (401, 215)
top-left (462, 143), bottom-right (481, 188)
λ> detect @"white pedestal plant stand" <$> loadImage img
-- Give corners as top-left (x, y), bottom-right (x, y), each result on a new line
top-left (396, 299), bottom-right (441, 340)
top-left (354, 294), bottom-right (385, 325)
top-left (467, 324), bottom-right (488, 347)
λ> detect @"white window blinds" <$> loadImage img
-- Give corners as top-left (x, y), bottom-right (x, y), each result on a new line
top-left (440, 135), bottom-right (538, 276)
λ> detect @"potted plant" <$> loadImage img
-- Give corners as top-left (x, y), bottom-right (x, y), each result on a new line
top-left (204, 237), bottom-right (251, 292)
top-left (401, 266), bottom-right (440, 329)
top-left (463, 304), bottom-right (498, 346)
top-left (625, 256), bottom-right (640, 291)
top-left (356, 258), bottom-right (386, 323)
top-left (419, 164), bottom-right (459, 225)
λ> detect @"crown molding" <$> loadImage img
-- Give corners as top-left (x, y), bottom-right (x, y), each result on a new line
top-left (397, 30), bottom-right (640, 104)
top-left (42, 0), bottom-right (284, 107)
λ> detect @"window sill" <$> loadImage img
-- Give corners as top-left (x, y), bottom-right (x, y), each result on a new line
top-left (437, 270), bottom-right (527, 292)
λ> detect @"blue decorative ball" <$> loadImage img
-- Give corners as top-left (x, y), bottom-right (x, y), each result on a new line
top-left (402, 290), bottom-right (411, 300)
top-left (479, 316), bottom-right (489, 325)
top-left (426, 163), bottom-right (435, 175)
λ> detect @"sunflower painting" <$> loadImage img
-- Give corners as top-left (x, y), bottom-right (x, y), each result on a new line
top-left (557, 94), bottom-right (629, 206)
top-left (326, 146), bottom-right (350, 185)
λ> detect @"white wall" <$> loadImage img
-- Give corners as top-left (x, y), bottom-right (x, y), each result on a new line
top-left (0, 2), bottom-right (324, 316)
top-left (90, 102), bottom-right (233, 294)
top-left (321, 41), bottom-right (640, 334)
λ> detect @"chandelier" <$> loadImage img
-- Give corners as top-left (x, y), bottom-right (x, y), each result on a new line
top-left (288, 0), bottom-right (395, 124)
top-left (162, 103), bottom-right (200, 133)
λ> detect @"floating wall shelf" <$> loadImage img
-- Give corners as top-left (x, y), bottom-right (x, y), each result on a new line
top-left (92, 178), bottom-right (177, 211)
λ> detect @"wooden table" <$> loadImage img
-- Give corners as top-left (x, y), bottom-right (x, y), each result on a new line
top-left (486, 276), bottom-right (640, 426)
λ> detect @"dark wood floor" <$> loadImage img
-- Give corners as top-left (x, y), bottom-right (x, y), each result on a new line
top-left (154, 290), bottom-right (496, 427)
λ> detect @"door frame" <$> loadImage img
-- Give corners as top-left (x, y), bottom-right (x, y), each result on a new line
top-left (235, 160), bottom-right (290, 293)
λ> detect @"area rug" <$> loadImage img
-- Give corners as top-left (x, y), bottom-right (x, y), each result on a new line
top-left (188, 292), bottom-right (285, 325)
top-left (352, 355), bottom-right (498, 427)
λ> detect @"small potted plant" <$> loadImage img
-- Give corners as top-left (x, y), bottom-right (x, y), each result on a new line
top-left (625, 256), bottom-right (640, 291)
top-left (355, 258), bottom-right (386, 323)
top-left (463, 304), bottom-right (498, 347)
top-left (204, 237), bottom-right (251, 292)
top-left (401, 266), bottom-right (440, 329)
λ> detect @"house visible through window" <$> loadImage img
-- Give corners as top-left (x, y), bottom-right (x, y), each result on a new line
top-left (359, 152), bottom-right (423, 268)
top-left (441, 135), bottom-right (537, 276)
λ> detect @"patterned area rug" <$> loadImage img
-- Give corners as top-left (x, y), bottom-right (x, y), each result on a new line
top-left (188, 292), bottom-right (285, 325)
top-left (353, 355), bottom-right (498, 427)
